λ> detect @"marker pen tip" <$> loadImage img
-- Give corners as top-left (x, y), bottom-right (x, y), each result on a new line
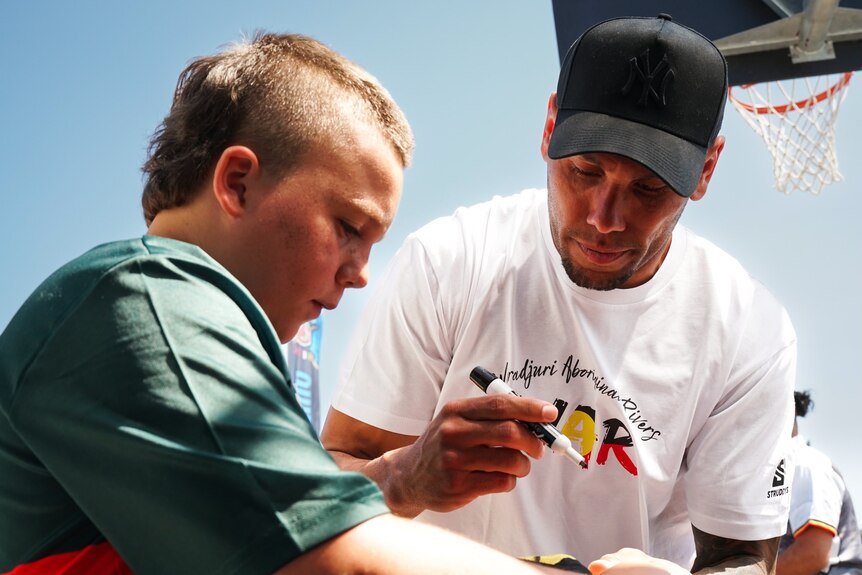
top-left (565, 446), bottom-right (587, 468)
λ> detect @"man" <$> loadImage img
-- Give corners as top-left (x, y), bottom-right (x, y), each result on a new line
top-left (777, 391), bottom-right (862, 575)
top-left (322, 14), bottom-right (797, 574)
top-left (0, 32), bottom-right (568, 575)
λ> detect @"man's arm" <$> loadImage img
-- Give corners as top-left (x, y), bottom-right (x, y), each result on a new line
top-left (320, 409), bottom-right (425, 517)
top-left (274, 513), bottom-right (561, 574)
top-left (691, 526), bottom-right (780, 575)
top-left (320, 395), bottom-right (558, 517)
top-left (775, 526), bottom-right (834, 575)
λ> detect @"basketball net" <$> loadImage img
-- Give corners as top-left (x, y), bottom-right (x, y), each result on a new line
top-left (728, 72), bottom-right (852, 194)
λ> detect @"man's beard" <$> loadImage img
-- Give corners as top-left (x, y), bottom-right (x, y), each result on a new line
top-left (559, 254), bottom-right (636, 291)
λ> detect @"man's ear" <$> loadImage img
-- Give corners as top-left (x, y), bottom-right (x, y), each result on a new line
top-left (212, 146), bottom-right (260, 218)
top-left (689, 135), bottom-right (725, 202)
top-left (540, 92), bottom-right (557, 161)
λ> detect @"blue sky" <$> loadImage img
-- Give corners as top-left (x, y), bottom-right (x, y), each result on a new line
top-left (3, 2), bottom-right (860, 507)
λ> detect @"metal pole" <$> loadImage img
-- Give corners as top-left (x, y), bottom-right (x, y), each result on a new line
top-left (798, 0), bottom-right (840, 52)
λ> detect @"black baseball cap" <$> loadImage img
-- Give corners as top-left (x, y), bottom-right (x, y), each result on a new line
top-left (548, 14), bottom-right (728, 198)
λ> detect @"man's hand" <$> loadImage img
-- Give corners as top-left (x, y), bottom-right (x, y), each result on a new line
top-left (320, 395), bottom-right (559, 517)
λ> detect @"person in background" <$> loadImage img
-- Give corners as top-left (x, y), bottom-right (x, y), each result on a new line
top-left (777, 391), bottom-right (862, 575)
top-left (0, 31), bottom-right (576, 575)
top-left (321, 14), bottom-right (797, 575)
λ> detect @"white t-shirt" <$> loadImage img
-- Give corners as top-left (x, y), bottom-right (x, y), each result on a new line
top-left (333, 189), bottom-right (796, 567)
top-left (782, 435), bottom-right (862, 575)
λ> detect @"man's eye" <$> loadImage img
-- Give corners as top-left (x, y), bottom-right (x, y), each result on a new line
top-left (571, 164), bottom-right (599, 178)
top-left (635, 182), bottom-right (668, 194)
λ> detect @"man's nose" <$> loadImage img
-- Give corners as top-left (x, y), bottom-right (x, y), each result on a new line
top-left (585, 183), bottom-right (625, 234)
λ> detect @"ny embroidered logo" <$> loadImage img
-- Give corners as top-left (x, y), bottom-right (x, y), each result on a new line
top-left (772, 459), bottom-right (786, 487)
top-left (621, 49), bottom-right (674, 107)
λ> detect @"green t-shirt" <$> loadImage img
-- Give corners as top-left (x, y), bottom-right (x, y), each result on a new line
top-left (0, 236), bottom-right (388, 574)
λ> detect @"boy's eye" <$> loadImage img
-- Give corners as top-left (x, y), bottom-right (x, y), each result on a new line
top-left (340, 220), bottom-right (361, 237)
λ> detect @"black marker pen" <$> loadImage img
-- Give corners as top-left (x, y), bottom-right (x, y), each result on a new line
top-left (470, 365), bottom-right (587, 468)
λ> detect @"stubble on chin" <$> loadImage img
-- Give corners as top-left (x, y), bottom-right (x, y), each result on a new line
top-left (560, 255), bottom-right (635, 291)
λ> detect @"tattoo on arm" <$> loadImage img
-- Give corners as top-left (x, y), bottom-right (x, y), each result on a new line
top-left (691, 526), bottom-right (779, 575)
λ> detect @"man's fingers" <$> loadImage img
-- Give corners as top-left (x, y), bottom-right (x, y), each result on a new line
top-left (435, 408), bottom-right (546, 459)
top-left (441, 445), bottom-right (534, 477)
top-left (432, 470), bottom-right (520, 511)
top-left (447, 394), bottom-right (559, 424)
top-left (463, 470), bottom-right (519, 496)
top-left (398, 394), bottom-right (566, 513)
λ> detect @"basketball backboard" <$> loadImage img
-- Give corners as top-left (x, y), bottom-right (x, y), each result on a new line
top-left (551, 0), bottom-right (862, 84)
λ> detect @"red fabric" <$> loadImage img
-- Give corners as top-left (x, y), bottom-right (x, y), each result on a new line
top-left (4, 542), bottom-right (132, 575)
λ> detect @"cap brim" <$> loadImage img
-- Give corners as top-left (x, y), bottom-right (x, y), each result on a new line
top-left (547, 109), bottom-right (708, 198)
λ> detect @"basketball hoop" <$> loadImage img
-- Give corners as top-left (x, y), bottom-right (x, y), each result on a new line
top-left (728, 72), bottom-right (852, 194)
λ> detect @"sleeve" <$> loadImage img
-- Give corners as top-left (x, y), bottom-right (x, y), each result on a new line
top-left (9, 257), bottom-right (388, 574)
top-left (788, 451), bottom-right (842, 537)
top-left (683, 292), bottom-right (797, 541)
top-left (332, 231), bottom-right (460, 436)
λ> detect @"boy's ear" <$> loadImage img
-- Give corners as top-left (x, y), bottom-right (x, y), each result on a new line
top-left (212, 146), bottom-right (260, 217)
